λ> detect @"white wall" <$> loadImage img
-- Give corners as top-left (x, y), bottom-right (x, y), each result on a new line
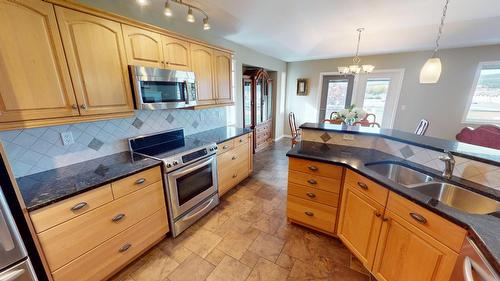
top-left (285, 45), bottom-right (500, 139)
top-left (76, 0), bottom-right (288, 138)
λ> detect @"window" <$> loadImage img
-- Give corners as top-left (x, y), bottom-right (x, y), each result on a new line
top-left (464, 62), bottom-right (500, 124)
top-left (362, 79), bottom-right (391, 123)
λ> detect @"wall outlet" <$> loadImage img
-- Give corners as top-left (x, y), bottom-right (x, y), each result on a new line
top-left (61, 131), bottom-right (75, 146)
top-left (342, 134), bottom-right (355, 141)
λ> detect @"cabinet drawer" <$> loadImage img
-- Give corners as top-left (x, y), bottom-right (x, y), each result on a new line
top-left (218, 157), bottom-right (249, 196)
top-left (288, 182), bottom-right (339, 207)
top-left (234, 134), bottom-right (249, 147)
top-left (387, 192), bottom-right (466, 252)
top-left (217, 139), bottom-right (234, 154)
top-left (218, 142), bottom-right (248, 167)
top-left (344, 169), bottom-right (389, 206)
top-left (288, 158), bottom-right (343, 179)
top-left (287, 195), bottom-right (337, 234)
top-left (38, 181), bottom-right (165, 271)
top-left (30, 185), bottom-right (113, 233)
top-left (288, 171), bottom-right (341, 193)
top-left (52, 208), bottom-right (168, 281)
top-left (111, 166), bottom-right (161, 199)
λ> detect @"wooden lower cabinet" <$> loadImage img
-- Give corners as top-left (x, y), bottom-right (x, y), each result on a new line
top-left (217, 133), bottom-right (253, 196)
top-left (337, 185), bottom-right (385, 269)
top-left (372, 210), bottom-right (459, 281)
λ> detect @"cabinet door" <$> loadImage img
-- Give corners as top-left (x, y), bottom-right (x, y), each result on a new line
top-left (162, 36), bottom-right (191, 70)
top-left (122, 24), bottom-right (163, 68)
top-left (55, 7), bottom-right (134, 115)
top-left (372, 210), bottom-right (458, 281)
top-left (0, 0), bottom-right (78, 123)
top-left (190, 44), bottom-right (215, 105)
top-left (337, 185), bottom-right (384, 270)
top-left (214, 50), bottom-right (233, 104)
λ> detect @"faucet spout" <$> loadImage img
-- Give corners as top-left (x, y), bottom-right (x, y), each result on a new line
top-left (438, 151), bottom-right (455, 179)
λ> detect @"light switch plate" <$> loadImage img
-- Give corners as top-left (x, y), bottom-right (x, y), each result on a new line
top-left (342, 134), bottom-right (355, 141)
top-left (61, 131), bottom-right (75, 146)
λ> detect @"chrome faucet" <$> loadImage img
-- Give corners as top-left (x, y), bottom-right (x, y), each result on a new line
top-left (438, 151), bottom-right (455, 179)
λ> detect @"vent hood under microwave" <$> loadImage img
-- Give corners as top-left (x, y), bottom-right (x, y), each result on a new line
top-left (129, 65), bottom-right (198, 110)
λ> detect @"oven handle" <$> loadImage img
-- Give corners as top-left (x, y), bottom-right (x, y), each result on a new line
top-left (180, 197), bottom-right (215, 222)
top-left (463, 256), bottom-right (496, 281)
top-left (169, 156), bottom-right (214, 178)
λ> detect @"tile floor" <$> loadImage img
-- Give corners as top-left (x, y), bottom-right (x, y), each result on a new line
top-left (110, 139), bottom-right (372, 281)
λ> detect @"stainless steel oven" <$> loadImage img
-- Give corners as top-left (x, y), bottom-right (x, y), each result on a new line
top-left (165, 155), bottom-right (219, 236)
top-left (129, 65), bottom-right (197, 109)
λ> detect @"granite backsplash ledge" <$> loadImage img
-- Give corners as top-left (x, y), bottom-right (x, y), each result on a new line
top-left (0, 108), bottom-right (227, 178)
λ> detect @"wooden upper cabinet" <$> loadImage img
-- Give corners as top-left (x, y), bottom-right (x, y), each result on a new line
top-left (0, 0), bottom-right (79, 123)
top-left (55, 7), bottom-right (133, 116)
top-left (372, 210), bottom-right (459, 281)
top-left (190, 44), bottom-right (215, 105)
top-left (162, 36), bottom-right (191, 70)
top-left (214, 50), bottom-right (233, 104)
top-left (337, 185), bottom-right (384, 270)
top-left (122, 24), bottom-right (163, 68)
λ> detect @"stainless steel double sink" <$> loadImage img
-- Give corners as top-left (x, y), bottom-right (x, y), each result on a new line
top-left (365, 162), bottom-right (500, 215)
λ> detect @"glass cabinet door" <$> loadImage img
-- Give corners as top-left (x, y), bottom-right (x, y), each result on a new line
top-left (243, 79), bottom-right (252, 128)
top-left (256, 79), bottom-right (263, 124)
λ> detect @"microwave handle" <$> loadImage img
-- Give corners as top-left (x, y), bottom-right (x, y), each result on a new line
top-left (183, 81), bottom-right (189, 104)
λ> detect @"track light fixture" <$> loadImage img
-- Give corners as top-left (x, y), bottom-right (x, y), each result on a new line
top-left (203, 17), bottom-right (211, 30)
top-left (164, 1), bottom-right (172, 17)
top-left (186, 6), bottom-right (195, 23)
top-left (135, 0), bottom-right (211, 30)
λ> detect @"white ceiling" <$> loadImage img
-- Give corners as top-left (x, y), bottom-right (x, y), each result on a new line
top-left (136, 0), bottom-right (500, 62)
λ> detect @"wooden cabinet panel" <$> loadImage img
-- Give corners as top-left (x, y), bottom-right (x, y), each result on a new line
top-left (288, 171), bottom-right (341, 193)
top-left (214, 50), bottom-right (233, 104)
top-left (0, 0), bottom-right (79, 123)
top-left (55, 7), bottom-right (133, 115)
top-left (372, 210), bottom-right (458, 281)
top-left (387, 192), bottom-right (466, 252)
top-left (337, 185), bottom-right (384, 270)
top-left (190, 44), bottom-right (215, 105)
top-left (287, 195), bottom-right (337, 234)
top-left (30, 185), bottom-right (113, 233)
top-left (217, 139), bottom-right (234, 154)
top-left (217, 133), bottom-right (252, 196)
top-left (288, 158), bottom-right (343, 179)
top-left (344, 169), bottom-right (389, 206)
top-left (218, 156), bottom-right (249, 196)
top-left (38, 181), bottom-right (164, 271)
top-left (234, 134), bottom-right (249, 147)
top-left (52, 208), bottom-right (168, 281)
top-left (111, 166), bottom-right (162, 199)
top-left (287, 183), bottom-right (339, 207)
top-left (162, 36), bottom-right (191, 70)
top-left (122, 24), bottom-right (163, 68)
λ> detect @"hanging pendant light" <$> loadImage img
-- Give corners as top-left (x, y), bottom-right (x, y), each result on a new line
top-left (338, 28), bottom-right (374, 75)
top-left (420, 0), bottom-right (450, 84)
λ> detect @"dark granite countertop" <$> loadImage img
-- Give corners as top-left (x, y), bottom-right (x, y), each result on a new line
top-left (187, 126), bottom-right (252, 144)
top-left (300, 122), bottom-right (500, 166)
top-left (287, 141), bottom-right (500, 272)
top-left (17, 152), bottom-right (162, 212)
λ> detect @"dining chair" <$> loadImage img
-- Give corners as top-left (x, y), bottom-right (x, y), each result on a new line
top-left (288, 112), bottom-right (301, 147)
top-left (353, 121), bottom-right (381, 128)
top-left (322, 119), bottom-right (343, 124)
top-left (415, 119), bottom-right (429, 136)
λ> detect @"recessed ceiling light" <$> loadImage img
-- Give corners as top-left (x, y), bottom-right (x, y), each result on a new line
top-left (136, 0), bottom-right (149, 6)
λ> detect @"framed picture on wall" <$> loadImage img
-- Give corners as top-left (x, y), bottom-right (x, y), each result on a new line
top-left (297, 79), bottom-right (308, 96)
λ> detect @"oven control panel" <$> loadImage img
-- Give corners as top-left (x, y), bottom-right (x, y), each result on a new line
top-left (163, 143), bottom-right (217, 172)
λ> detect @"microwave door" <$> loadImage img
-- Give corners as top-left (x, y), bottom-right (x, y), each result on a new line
top-left (0, 186), bottom-right (26, 271)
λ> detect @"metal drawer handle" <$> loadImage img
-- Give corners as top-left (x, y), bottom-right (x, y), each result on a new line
top-left (223, 145), bottom-right (229, 149)
top-left (304, 211), bottom-right (314, 217)
top-left (239, 139), bottom-right (243, 142)
top-left (306, 192), bottom-right (316, 198)
top-left (135, 178), bottom-right (146, 185)
top-left (232, 174), bottom-right (237, 178)
top-left (307, 179), bottom-right (317, 185)
top-left (308, 166), bottom-right (318, 171)
top-left (80, 104), bottom-right (87, 110)
top-left (357, 182), bottom-right (368, 190)
top-left (112, 213), bottom-right (126, 222)
top-left (119, 243), bottom-right (132, 253)
top-left (382, 216), bottom-right (390, 222)
top-left (374, 210), bottom-right (382, 217)
top-left (232, 156), bottom-right (237, 160)
top-left (409, 212), bottom-right (427, 224)
top-left (70, 202), bottom-right (88, 212)
top-left (72, 104), bottom-right (78, 110)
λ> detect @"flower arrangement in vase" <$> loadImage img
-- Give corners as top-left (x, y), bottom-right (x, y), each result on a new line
top-left (333, 105), bottom-right (367, 126)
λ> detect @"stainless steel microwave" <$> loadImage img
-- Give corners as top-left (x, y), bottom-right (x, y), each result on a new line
top-left (129, 65), bottom-right (197, 109)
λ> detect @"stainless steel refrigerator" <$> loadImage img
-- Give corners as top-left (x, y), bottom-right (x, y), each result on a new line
top-left (0, 184), bottom-right (37, 281)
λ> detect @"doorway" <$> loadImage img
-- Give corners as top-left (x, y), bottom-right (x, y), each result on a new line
top-left (243, 67), bottom-right (274, 152)
top-left (318, 75), bottom-right (355, 121)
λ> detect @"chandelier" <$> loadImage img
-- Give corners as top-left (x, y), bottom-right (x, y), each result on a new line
top-left (338, 28), bottom-right (374, 75)
top-left (136, 0), bottom-right (211, 30)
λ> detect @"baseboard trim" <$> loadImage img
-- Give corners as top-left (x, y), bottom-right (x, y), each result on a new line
top-left (275, 135), bottom-right (291, 141)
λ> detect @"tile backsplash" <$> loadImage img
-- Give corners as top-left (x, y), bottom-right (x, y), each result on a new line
top-left (1, 108), bottom-right (227, 178)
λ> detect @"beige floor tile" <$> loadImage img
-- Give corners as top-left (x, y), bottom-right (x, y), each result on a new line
top-left (206, 255), bottom-right (251, 281)
top-left (167, 253), bottom-right (214, 281)
top-left (217, 227), bottom-right (260, 259)
top-left (252, 212), bottom-right (284, 235)
top-left (239, 250), bottom-right (261, 268)
top-left (247, 258), bottom-right (289, 281)
top-left (197, 208), bottom-right (232, 233)
top-left (248, 232), bottom-right (285, 262)
top-left (129, 248), bottom-right (179, 281)
top-left (205, 248), bottom-right (227, 266)
top-left (350, 254), bottom-right (370, 275)
top-left (275, 253), bottom-right (295, 270)
top-left (157, 238), bottom-right (193, 264)
top-left (288, 259), bottom-right (330, 280)
top-left (213, 215), bottom-right (252, 236)
top-left (179, 228), bottom-right (222, 258)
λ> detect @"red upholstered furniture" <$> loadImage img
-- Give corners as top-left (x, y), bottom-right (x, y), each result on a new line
top-left (456, 125), bottom-right (500, 150)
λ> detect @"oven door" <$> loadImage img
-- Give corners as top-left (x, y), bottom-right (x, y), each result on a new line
top-left (167, 156), bottom-right (218, 218)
